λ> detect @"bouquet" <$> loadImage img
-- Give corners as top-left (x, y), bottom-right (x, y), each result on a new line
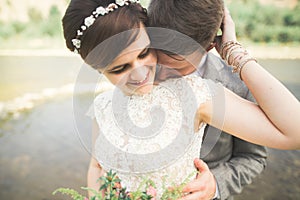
top-left (53, 170), bottom-right (191, 200)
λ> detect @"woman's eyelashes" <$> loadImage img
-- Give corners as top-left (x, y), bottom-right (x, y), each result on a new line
top-left (109, 48), bottom-right (151, 74)
top-left (138, 48), bottom-right (150, 59)
top-left (109, 64), bottom-right (130, 74)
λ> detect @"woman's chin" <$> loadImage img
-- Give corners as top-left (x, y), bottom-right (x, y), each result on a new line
top-left (124, 84), bottom-right (154, 95)
top-left (139, 84), bottom-right (154, 94)
top-left (133, 84), bottom-right (154, 95)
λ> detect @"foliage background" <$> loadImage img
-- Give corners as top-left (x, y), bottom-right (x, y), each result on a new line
top-left (229, 0), bottom-right (300, 44)
top-left (0, 0), bottom-right (299, 49)
top-left (0, 1), bottom-right (299, 200)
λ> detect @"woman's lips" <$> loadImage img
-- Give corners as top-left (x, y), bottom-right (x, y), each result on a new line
top-left (128, 70), bottom-right (150, 86)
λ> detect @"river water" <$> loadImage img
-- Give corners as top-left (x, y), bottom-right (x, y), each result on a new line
top-left (0, 55), bottom-right (299, 200)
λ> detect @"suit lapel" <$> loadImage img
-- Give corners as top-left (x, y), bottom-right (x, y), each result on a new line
top-left (202, 53), bottom-right (225, 84)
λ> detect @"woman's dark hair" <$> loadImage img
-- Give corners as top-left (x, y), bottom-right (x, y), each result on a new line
top-left (148, 0), bottom-right (224, 54)
top-left (62, 0), bottom-right (148, 69)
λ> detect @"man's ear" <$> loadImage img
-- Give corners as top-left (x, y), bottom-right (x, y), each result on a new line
top-left (206, 42), bottom-right (216, 52)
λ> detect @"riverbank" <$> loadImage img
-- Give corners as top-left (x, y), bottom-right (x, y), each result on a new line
top-left (245, 44), bottom-right (300, 59)
top-left (210, 44), bottom-right (300, 59)
top-left (0, 51), bottom-right (299, 200)
top-left (0, 94), bottom-right (299, 200)
top-left (0, 44), bottom-right (300, 59)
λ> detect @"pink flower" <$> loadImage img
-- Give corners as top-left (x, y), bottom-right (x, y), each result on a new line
top-left (114, 182), bottom-right (122, 189)
top-left (127, 192), bottom-right (133, 199)
top-left (146, 186), bottom-right (157, 199)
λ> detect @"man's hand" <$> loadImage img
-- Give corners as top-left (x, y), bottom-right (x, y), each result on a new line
top-left (179, 158), bottom-right (217, 200)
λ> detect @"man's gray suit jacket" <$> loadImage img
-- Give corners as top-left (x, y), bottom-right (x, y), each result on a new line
top-left (200, 53), bottom-right (267, 200)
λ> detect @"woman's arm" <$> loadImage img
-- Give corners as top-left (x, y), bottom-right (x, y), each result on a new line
top-left (241, 60), bottom-right (299, 148)
top-left (199, 8), bottom-right (300, 150)
top-left (200, 84), bottom-right (299, 149)
top-left (87, 120), bottom-right (106, 197)
top-left (87, 157), bottom-right (105, 196)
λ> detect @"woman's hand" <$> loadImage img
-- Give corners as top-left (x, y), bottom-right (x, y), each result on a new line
top-left (215, 7), bottom-right (237, 54)
top-left (87, 158), bottom-right (106, 198)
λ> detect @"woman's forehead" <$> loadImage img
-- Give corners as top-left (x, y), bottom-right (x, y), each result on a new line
top-left (109, 27), bottom-right (150, 65)
top-left (121, 26), bottom-right (150, 55)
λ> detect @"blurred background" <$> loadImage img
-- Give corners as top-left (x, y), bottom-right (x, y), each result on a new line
top-left (0, 0), bottom-right (299, 199)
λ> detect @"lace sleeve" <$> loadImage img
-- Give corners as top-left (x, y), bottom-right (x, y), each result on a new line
top-left (84, 90), bottom-right (113, 120)
top-left (184, 75), bottom-right (226, 132)
top-left (93, 90), bottom-right (113, 123)
top-left (85, 103), bottom-right (95, 119)
top-left (183, 75), bottom-right (219, 106)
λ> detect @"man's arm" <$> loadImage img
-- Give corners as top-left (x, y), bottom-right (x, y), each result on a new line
top-left (186, 52), bottom-right (267, 199)
top-left (180, 95), bottom-right (267, 200)
top-left (203, 87), bottom-right (267, 199)
top-left (87, 120), bottom-right (106, 197)
top-left (210, 136), bottom-right (267, 199)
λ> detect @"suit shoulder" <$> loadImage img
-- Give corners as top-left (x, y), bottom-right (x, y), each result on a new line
top-left (206, 53), bottom-right (249, 97)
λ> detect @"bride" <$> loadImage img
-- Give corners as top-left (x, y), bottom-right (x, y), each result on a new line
top-left (62, 0), bottom-right (300, 198)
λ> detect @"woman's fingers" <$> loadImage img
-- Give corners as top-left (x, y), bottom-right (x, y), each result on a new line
top-left (222, 7), bottom-right (237, 43)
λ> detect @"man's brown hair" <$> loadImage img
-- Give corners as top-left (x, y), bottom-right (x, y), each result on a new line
top-left (148, 0), bottom-right (224, 52)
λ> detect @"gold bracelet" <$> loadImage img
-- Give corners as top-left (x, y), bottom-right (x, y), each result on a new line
top-left (220, 40), bottom-right (241, 59)
top-left (221, 41), bottom-right (257, 80)
top-left (227, 47), bottom-right (246, 65)
top-left (231, 53), bottom-right (249, 74)
top-left (232, 52), bottom-right (248, 67)
top-left (221, 40), bottom-right (240, 50)
top-left (237, 58), bottom-right (257, 80)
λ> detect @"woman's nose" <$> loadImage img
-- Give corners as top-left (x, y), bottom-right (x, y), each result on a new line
top-left (130, 63), bottom-right (147, 81)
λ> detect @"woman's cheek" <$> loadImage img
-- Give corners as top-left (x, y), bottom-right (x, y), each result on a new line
top-left (105, 73), bottom-right (127, 87)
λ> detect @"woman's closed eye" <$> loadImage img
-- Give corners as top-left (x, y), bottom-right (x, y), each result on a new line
top-left (108, 47), bottom-right (151, 74)
top-left (138, 48), bottom-right (150, 59)
top-left (109, 64), bottom-right (130, 74)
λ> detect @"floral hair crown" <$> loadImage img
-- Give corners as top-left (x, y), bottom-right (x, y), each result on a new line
top-left (71, 0), bottom-right (141, 54)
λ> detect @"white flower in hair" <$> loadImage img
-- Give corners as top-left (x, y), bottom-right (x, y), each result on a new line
top-left (77, 30), bottom-right (83, 36)
top-left (95, 6), bottom-right (107, 16)
top-left (84, 15), bottom-right (96, 27)
top-left (107, 3), bottom-right (118, 12)
top-left (116, 0), bottom-right (125, 6)
top-left (71, 0), bottom-right (142, 53)
top-left (72, 39), bottom-right (81, 49)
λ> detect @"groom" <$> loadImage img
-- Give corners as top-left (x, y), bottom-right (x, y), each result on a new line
top-left (148, 0), bottom-right (267, 199)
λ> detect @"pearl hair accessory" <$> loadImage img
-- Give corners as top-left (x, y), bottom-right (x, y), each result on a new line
top-left (71, 0), bottom-right (141, 54)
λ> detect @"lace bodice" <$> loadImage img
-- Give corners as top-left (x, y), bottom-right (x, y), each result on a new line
top-left (93, 75), bottom-right (213, 198)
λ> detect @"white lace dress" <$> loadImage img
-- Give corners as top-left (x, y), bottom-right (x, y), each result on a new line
top-left (93, 75), bottom-right (213, 198)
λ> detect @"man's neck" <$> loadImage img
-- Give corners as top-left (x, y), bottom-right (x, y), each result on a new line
top-left (179, 64), bottom-right (197, 76)
top-left (180, 53), bottom-right (207, 76)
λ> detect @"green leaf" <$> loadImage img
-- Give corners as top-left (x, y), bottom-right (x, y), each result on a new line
top-left (100, 184), bottom-right (108, 191)
top-left (81, 187), bottom-right (99, 195)
top-left (52, 188), bottom-right (86, 200)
